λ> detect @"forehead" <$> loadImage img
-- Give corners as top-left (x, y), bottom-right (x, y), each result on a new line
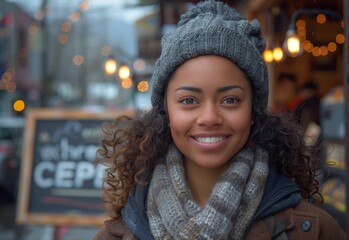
top-left (167, 55), bottom-right (251, 89)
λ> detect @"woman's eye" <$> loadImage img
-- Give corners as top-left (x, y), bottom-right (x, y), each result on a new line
top-left (222, 97), bottom-right (239, 104)
top-left (180, 98), bottom-right (197, 105)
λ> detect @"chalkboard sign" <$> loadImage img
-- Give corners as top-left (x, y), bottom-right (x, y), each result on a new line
top-left (16, 108), bottom-right (133, 226)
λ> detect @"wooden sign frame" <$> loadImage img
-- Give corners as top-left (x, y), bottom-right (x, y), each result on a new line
top-left (16, 108), bottom-right (133, 227)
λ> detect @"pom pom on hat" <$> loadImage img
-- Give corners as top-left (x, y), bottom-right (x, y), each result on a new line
top-left (151, 0), bottom-right (269, 110)
top-left (178, 0), bottom-right (244, 26)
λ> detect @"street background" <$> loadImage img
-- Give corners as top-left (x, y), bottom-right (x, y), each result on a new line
top-left (0, 0), bottom-right (348, 239)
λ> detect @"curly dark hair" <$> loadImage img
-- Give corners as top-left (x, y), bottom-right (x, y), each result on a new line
top-left (96, 101), bottom-right (322, 219)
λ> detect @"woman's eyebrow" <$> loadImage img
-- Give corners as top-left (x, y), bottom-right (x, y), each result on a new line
top-left (175, 86), bottom-right (202, 93)
top-left (174, 85), bottom-right (244, 93)
top-left (217, 85), bottom-right (244, 93)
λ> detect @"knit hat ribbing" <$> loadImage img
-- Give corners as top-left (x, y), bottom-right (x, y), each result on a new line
top-left (151, 0), bottom-right (269, 110)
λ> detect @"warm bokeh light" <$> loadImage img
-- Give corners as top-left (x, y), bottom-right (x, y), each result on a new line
top-left (72, 55), bottom-right (84, 65)
top-left (79, 0), bottom-right (90, 12)
top-left (297, 28), bottom-right (306, 38)
top-left (312, 47), bottom-right (321, 57)
top-left (121, 78), bottom-right (132, 89)
top-left (303, 40), bottom-right (313, 53)
top-left (58, 34), bottom-right (69, 44)
top-left (272, 47), bottom-right (284, 62)
top-left (119, 65), bottom-right (131, 79)
top-left (320, 46), bottom-right (328, 56)
top-left (287, 35), bottom-right (301, 56)
top-left (263, 49), bottom-right (273, 63)
top-left (336, 34), bottom-right (345, 44)
top-left (316, 14), bottom-right (326, 24)
top-left (296, 19), bottom-right (305, 28)
top-left (70, 12), bottom-right (81, 22)
top-left (104, 58), bottom-right (117, 75)
top-left (133, 59), bottom-right (146, 71)
top-left (13, 99), bottom-right (25, 112)
top-left (328, 42), bottom-right (337, 52)
top-left (137, 81), bottom-right (149, 92)
top-left (61, 21), bottom-right (72, 33)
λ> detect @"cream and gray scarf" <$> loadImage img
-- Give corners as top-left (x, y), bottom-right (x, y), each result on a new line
top-left (146, 145), bottom-right (269, 240)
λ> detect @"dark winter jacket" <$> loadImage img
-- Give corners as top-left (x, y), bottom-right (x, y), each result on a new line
top-left (93, 168), bottom-right (347, 240)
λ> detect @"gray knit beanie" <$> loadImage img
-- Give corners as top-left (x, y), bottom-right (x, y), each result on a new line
top-left (151, 0), bottom-right (269, 110)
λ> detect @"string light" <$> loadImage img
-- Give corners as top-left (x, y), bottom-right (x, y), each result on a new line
top-left (272, 47), bottom-right (284, 62)
top-left (104, 56), bottom-right (117, 75)
top-left (283, 29), bottom-right (302, 57)
top-left (119, 65), bottom-right (131, 79)
top-left (13, 99), bottom-right (25, 112)
top-left (283, 9), bottom-right (343, 58)
top-left (298, 18), bottom-right (344, 57)
top-left (137, 81), bottom-right (149, 92)
top-left (121, 78), bottom-right (132, 89)
top-left (263, 48), bottom-right (274, 63)
top-left (262, 46), bottom-right (285, 63)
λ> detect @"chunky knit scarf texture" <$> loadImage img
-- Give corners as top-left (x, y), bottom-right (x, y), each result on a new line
top-left (147, 145), bottom-right (269, 240)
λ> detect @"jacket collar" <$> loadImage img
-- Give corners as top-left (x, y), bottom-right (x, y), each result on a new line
top-left (254, 166), bottom-right (301, 220)
top-left (121, 185), bottom-right (154, 240)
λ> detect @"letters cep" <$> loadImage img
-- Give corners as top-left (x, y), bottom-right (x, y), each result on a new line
top-left (33, 137), bottom-right (105, 189)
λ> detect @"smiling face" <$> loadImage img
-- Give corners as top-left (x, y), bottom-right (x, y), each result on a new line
top-left (166, 55), bottom-right (252, 173)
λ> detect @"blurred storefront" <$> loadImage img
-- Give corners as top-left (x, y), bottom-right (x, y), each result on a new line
top-left (247, 0), bottom-right (348, 231)
top-left (0, 0), bottom-right (348, 239)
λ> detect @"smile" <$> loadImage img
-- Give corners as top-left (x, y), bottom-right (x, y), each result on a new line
top-left (194, 136), bottom-right (226, 143)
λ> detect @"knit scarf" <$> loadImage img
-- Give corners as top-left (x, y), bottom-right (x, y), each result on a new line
top-left (146, 145), bottom-right (269, 240)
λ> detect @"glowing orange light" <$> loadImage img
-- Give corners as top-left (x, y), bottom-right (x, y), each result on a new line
top-left (58, 33), bottom-right (69, 44)
top-left (13, 99), bottom-right (25, 112)
top-left (61, 21), bottom-right (72, 33)
top-left (336, 34), bottom-right (345, 44)
top-left (312, 47), bottom-right (321, 57)
top-left (272, 47), bottom-right (284, 62)
top-left (121, 78), bottom-right (132, 89)
top-left (79, 0), bottom-right (90, 11)
top-left (137, 81), bottom-right (149, 92)
top-left (328, 42), bottom-right (337, 52)
top-left (73, 55), bottom-right (84, 65)
top-left (320, 46), bottom-right (328, 56)
top-left (303, 40), bottom-right (313, 52)
top-left (119, 65), bottom-right (131, 79)
top-left (296, 20), bottom-right (305, 28)
top-left (104, 58), bottom-right (117, 75)
top-left (263, 49), bottom-right (273, 63)
top-left (70, 12), bottom-right (81, 22)
top-left (316, 14), bottom-right (326, 24)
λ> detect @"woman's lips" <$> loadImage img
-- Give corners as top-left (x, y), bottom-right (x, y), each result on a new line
top-left (194, 136), bottom-right (226, 143)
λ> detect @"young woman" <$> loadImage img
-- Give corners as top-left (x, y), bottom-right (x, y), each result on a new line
top-left (94, 1), bottom-right (347, 239)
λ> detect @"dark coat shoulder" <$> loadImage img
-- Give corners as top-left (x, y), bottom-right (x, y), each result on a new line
top-left (94, 201), bottom-right (347, 240)
top-left (246, 200), bottom-right (348, 240)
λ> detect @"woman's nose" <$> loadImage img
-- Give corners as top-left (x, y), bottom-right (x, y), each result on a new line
top-left (196, 103), bottom-right (223, 127)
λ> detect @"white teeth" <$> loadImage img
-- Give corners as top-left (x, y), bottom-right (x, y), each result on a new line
top-left (195, 136), bottom-right (225, 143)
